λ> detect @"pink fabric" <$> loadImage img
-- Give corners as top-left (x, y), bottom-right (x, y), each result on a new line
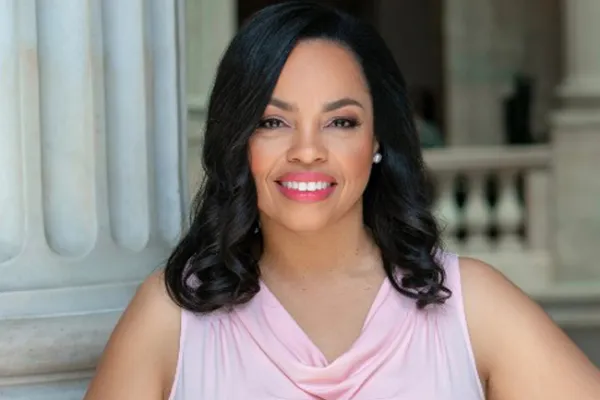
top-left (169, 252), bottom-right (485, 399)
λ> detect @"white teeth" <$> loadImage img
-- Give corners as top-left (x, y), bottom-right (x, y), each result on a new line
top-left (280, 181), bottom-right (332, 192)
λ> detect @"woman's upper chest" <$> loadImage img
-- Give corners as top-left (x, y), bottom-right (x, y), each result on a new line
top-left (259, 273), bottom-right (389, 364)
top-left (174, 286), bottom-right (483, 400)
top-left (178, 327), bottom-right (479, 400)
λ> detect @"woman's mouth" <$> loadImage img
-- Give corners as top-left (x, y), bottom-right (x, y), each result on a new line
top-left (278, 180), bottom-right (334, 192)
top-left (275, 172), bottom-right (337, 202)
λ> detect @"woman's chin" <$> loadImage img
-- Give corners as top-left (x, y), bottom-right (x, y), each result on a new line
top-left (276, 216), bottom-right (331, 234)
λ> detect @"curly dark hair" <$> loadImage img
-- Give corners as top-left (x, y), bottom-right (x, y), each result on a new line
top-left (164, 1), bottom-right (450, 312)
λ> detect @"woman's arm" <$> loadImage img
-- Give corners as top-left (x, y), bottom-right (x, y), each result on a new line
top-left (461, 257), bottom-right (600, 400)
top-left (84, 271), bottom-right (181, 400)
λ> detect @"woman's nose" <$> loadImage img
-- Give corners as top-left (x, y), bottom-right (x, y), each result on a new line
top-left (286, 125), bottom-right (328, 165)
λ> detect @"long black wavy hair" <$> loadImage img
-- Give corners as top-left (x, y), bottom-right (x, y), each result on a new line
top-left (164, 1), bottom-right (450, 312)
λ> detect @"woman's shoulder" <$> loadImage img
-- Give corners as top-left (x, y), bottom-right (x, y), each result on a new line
top-left (129, 270), bottom-right (183, 373)
top-left (126, 270), bottom-right (182, 342)
top-left (456, 256), bottom-right (506, 290)
top-left (84, 270), bottom-right (181, 399)
top-left (455, 256), bottom-right (523, 334)
top-left (456, 256), bottom-right (579, 379)
top-left (436, 253), bottom-right (516, 297)
top-left (455, 256), bottom-right (524, 310)
top-left (452, 256), bottom-right (528, 384)
top-left (456, 257), bottom-right (600, 398)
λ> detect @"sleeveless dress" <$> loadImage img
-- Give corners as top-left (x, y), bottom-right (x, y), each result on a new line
top-left (168, 252), bottom-right (485, 399)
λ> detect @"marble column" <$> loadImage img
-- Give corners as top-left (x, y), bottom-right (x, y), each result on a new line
top-left (0, 0), bottom-right (186, 398)
top-left (552, 0), bottom-right (600, 281)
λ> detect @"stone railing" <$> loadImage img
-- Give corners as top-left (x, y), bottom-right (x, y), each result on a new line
top-left (424, 145), bottom-right (553, 290)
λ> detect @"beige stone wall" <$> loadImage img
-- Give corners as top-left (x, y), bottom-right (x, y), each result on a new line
top-left (375, 0), bottom-right (561, 145)
top-left (377, 0), bottom-right (443, 107)
top-left (521, 0), bottom-right (563, 140)
top-left (185, 0), bottom-right (236, 196)
top-left (443, 0), bottom-right (561, 145)
top-left (551, 0), bottom-right (600, 283)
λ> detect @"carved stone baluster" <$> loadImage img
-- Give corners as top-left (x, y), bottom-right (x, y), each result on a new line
top-left (496, 169), bottom-right (524, 250)
top-left (463, 172), bottom-right (491, 252)
top-left (525, 169), bottom-right (550, 250)
top-left (434, 171), bottom-right (462, 251)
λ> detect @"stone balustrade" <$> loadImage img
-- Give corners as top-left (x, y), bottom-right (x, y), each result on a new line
top-left (425, 146), bottom-right (553, 290)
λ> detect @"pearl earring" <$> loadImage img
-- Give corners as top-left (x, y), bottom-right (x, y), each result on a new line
top-left (373, 153), bottom-right (382, 164)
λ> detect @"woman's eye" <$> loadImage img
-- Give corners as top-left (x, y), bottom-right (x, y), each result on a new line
top-left (330, 118), bottom-right (360, 128)
top-left (258, 118), bottom-right (285, 129)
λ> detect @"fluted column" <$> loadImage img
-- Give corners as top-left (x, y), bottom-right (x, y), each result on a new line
top-left (552, 0), bottom-right (600, 282)
top-left (0, 0), bottom-right (186, 398)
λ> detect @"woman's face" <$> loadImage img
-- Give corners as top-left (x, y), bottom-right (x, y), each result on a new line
top-left (249, 39), bottom-right (378, 232)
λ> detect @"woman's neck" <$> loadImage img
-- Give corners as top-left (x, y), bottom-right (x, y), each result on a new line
top-left (258, 210), bottom-right (379, 282)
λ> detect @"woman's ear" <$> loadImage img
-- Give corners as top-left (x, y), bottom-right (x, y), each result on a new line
top-left (372, 142), bottom-right (382, 164)
top-left (373, 140), bottom-right (380, 155)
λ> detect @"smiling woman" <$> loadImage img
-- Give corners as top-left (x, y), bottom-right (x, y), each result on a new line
top-left (250, 41), bottom-right (382, 232)
top-left (165, 1), bottom-right (448, 315)
top-left (84, 1), bottom-right (600, 400)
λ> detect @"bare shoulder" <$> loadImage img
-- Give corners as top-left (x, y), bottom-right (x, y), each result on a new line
top-left (84, 270), bottom-right (181, 400)
top-left (458, 257), bottom-right (600, 400)
top-left (456, 256), bottom-right (520, 309)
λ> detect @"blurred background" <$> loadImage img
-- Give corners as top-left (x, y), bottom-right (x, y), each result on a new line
top-left (0, 0), bottom-right (599, 398)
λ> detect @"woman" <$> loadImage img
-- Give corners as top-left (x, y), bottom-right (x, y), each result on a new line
top-left (84, 2), bottom-right (600, 399)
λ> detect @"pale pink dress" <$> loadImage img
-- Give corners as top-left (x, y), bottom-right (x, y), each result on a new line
top-left (169, 252), bottom-right (485, 399)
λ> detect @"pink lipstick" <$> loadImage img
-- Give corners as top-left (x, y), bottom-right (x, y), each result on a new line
top-left (276, 172), bottom-right (337, 203)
